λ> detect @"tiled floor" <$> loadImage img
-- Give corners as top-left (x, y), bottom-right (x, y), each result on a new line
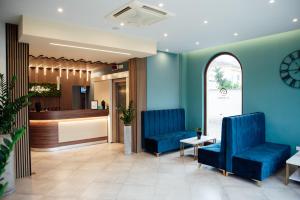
top-left (3, 143), bottom-right (300, 200)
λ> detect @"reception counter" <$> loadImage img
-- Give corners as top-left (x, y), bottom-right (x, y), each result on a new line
top-left (29, 109), bottom-right (109, 151)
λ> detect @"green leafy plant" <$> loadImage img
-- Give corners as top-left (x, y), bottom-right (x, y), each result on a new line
top-left (195, 128), bottom-right (202, 132)
top-left (0, 73), bottom-right (31, 197)
top-left (214, 67), bottom-right (240, 90)
top-left (118, 101), bottom-right (135, 126)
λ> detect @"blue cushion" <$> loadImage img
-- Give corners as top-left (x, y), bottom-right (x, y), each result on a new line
top-left (232, 142), bottom-right (291, 180)
top-left (144, 131), bottom-right (196, 153)
top-left (198, 143), bottom-right (225, 169)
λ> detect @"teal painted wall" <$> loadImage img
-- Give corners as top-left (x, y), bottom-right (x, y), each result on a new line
top-left (147, 51), bottom-right (180, 110)
top-left (181, 29), bottom-right (300, 152)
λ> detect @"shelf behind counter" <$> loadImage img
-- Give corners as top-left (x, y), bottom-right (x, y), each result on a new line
top-left (29, 109), bottom-right (109, 151)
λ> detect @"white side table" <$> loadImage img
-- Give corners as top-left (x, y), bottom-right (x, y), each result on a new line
top-left (285, 147), bottom-right (300, 185)
top-left (180, 136), bottom-right (216, 160)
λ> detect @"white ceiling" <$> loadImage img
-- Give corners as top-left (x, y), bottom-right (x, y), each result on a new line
top-left (1, 0), bottom-right (300, 54)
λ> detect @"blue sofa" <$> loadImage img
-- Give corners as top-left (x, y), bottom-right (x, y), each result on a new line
top-left (225, 112), bottom-right (290, 181)
top-left (141, 109), bottom-right (196, 155)
top-left (198, 112), bottom-right (290, 181)
top-left (198, 119), bottom-right (227, 172)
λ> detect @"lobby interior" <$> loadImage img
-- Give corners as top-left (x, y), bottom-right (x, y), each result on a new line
top-left (0, 0), bottom-right (300, 200)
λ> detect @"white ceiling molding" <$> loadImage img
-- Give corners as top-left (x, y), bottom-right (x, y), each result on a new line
top-left (18, 16), bottom-right (157, 63)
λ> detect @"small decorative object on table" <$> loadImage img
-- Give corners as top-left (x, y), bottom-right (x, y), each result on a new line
top-left (118, 101), bottom-right (135, 155)
top-left (196, 128), bottom-right (202, 140)
top-left (34, 102), bottom-right (41, 112)
top-left (91, 100), bottom-right (98, 109)
top-left (101, 100), bottom-right (106, 110)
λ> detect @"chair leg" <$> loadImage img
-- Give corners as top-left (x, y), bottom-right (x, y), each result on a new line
top-left (222, 170), bottom-right (228, 176)
top-left (253, 179), bottom-right (262, 186)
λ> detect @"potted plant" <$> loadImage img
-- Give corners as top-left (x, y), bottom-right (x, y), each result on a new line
top-left (0, 74), bottom-right (31, 197)
top-left (118, 101), bottom-right (135, 155)
top-left (196, 128), bottom-right (202, 140)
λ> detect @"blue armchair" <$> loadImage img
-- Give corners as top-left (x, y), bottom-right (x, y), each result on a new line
top-left (198, 118), bottom-right (227, 173)
top-left (225, 112), bottom-right (291, 181)
top-left (141, 109), bottom-right (196, 155)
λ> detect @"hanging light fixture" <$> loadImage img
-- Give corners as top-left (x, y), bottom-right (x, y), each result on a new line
top-left (80, 69), bottom-right (82, 78)
top-left (56, 76), bottom-right (60, 90)
top-left (86, 70), bottom-right (89, 81)
top-left (51, 67), bottom-right (54, 73)
top-left (44, 67), bottom-right (47, 76)
top-left (59, 68), bottom-right (62, 77)
top-left (73, 68), bottom-right (76, 76)
top-left (35, 67), bottom-right (39, 74)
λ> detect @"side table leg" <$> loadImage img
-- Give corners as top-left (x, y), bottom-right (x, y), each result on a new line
top-left (285, 164), bottom-right (289, 185)
top-left (194, 145), bottom-right (199, 160)
top-left (180, 143), bottom-right (184, 156)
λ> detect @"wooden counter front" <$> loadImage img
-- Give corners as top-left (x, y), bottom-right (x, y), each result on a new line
top-left (29, 109), bottom-right (109, 150)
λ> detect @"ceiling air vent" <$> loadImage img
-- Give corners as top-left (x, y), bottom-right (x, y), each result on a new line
top-left (106, 0), bottom-right (174, 27)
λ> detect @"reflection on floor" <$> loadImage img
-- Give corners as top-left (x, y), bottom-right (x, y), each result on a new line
top-left (3, 143), bottom-right (300, 200)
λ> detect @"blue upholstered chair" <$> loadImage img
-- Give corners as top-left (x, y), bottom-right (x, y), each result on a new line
top-left (225, 112), bottom-right (291, 181)
top-left (141, 109), bottom-right (196, 155)
top-left (198, 112), bottom-right (291, 182)
top-left (198, 118), bottom-right (227, 173)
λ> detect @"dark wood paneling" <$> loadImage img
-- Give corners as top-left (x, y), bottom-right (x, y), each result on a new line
top-left (128, 58), bottom-right (147, 153)
top-left (30, 121), bottom-right (58, 148)
top-left (29, 67), bottom-right (90, 110)
top-left (6, 23), bottom-right (31, 178)
top-left (29, 109), bottom-right (109, 120)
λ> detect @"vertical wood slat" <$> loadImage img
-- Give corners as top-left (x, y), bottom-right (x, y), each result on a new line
top-left (128, 58), bottom-right (147, 153)
top-left (6, 24), bottom-right (31, 178)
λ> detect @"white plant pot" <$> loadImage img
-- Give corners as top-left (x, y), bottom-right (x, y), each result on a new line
top-left (124, 126), bottom-right (132, 155)
top-left (0, 135), bottom-right (16, 197)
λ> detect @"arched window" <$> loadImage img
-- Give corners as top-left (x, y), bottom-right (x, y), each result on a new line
top-left (204, 53), bottom-right (243, 140)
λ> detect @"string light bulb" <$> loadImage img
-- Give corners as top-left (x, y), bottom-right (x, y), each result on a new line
top-left (66, 68), bottom-right (69, 80)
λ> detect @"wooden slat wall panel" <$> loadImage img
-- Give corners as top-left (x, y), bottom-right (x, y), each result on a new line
top-left (128, 58), bottom-right (147, 153)
top-left (6, 24), bottom-right (31, 178)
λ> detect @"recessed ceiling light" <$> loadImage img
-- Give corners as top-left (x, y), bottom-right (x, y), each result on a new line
top-left (292, 18), bottom-right (298, 23)
top-left (269, 0), bottom-right (275, 4)
top-left (233, 32), bottom-right (239, 36)
top-left (57, 7), bottom-right (63, 13)
top-left (203, 20), bottom-right (208, 24)
top-left (49, 43), bottom-right (131, 55)
top-left (158, 3), bottom-right (164, 7)
top-left (195, 41), bottom-right (200, 45)
top-left (165, 49), bottom-right (169, 52)
top-left (163, 33), bottom-right (168, 37)
top-left (120, 22), bottom-right (125, 26)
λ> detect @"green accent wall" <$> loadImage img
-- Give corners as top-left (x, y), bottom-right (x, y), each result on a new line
top-left (147, 51), bottom-right (180, 110)
top-left (181, 29), bottom-right (300, 152)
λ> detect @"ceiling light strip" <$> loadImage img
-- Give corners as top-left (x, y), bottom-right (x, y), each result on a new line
top-left (49, 43), bottom-right (131, 56)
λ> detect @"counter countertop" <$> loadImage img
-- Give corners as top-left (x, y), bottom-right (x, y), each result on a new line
top-left (29, 109), bottom-right (109, 120)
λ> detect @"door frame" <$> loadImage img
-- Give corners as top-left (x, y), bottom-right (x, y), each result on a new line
top-left (204, 52), bottom-right (244, 135)
top-left (112, 78), bottom-right (127, 143)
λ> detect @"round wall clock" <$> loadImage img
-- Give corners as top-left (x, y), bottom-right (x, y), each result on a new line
top-left (280, 50), bottom-right (300, 89)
